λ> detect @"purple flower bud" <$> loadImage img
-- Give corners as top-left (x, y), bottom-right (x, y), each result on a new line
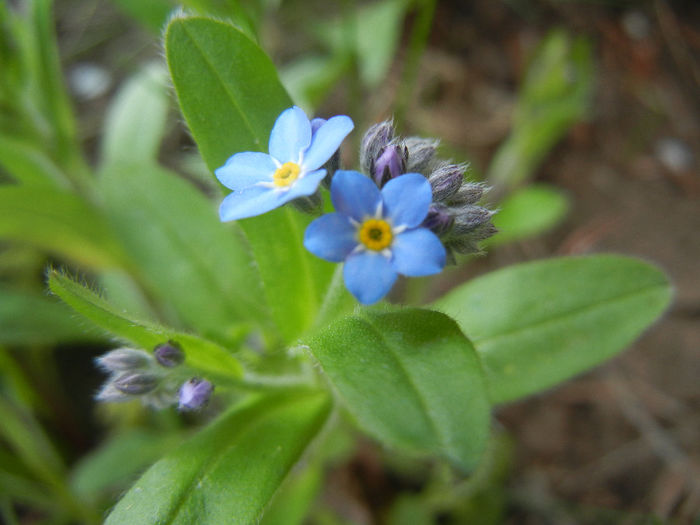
top-left (178, 378), bottom-right (214, 411)
top-left (113, 372), bottom-right (159, 395)
top-left (95, 348), bottom-right (151, 372)
top-left (153, 341), bottom-right (184, 368)
top-left (428, 164), bottom-right (464, 202)
top-left (422, 205), bottom-right (454, 236)
top-left (373, 145), bottom-right (406, 187)
top-left (360, 120), bottom-right (394, 174)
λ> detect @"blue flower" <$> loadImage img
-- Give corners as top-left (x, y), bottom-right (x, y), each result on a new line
top-left (215, 106), bottom-right (354, 221)
top-left (304, 170), bottom-right (446, 304)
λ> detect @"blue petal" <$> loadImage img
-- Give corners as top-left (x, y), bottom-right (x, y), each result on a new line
top-left (302, 115), bottom-right (354, 170)
top-left (215, 152), bottom-right (276, 190)
top-left (304, 213), bottom-right (357, 262)
top-left (268, 106), bottom-right (312, 163)
top-left (286, 168), bottom-right (325, 198)
top-left (331, 170), bottom-right (382, 222)
top-left (219, 185), bottom-right (287, 221)
top-left (391, 228), bottom-right (446, 276)
top-left (382, 173), bottom-right (432, 228)
top-left (343, 252), bottom-right (397, 304)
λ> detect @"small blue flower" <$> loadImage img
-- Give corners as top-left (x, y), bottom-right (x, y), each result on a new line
top-left (304, 170), bottom-right (446, 304)
top-left (216, 106), bottom-right (354, 221)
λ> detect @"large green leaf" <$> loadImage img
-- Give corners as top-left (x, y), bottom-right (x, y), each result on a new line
top-left (308, 308), bottom-right (490, 472)
top-left (48, 271), bottom-right (243, 379)
top-left (105, 391), bottom-right (331, 525)
top-left (435, 256), bottom-right (672, 403)
top-left (99, 162), bottom-right (269, 344)
top-left (0, 185), bottom-right (127, 268)
top-left (165, 16), bottom-right (337, 341)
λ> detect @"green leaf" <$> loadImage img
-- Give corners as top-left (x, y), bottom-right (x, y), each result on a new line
top-left (488, 184), bottom-right (568, 246)
top-left (165, 16), bottom-right (337, 341)
top-left (0, 185), bottom-right (127, 268)
top-left (308, 308), bottom-right (490, 472)
top-left (101, 63), bottom-right (169, 168)
top-left (165, 16), bottom-right (289, 170)
top-left (0, 134), bottom-right (69, 188)
top-left (105, 391), bottom-right (331, 525)
top-left (48, 271), bottom-right (243, 379)
top-left (70, 429), bottom-right (181, 500)
top-left (0, 285), bottom-right (97, 345)
top-left (109, 0), bottom-right (173, 33)
top-left (316, 0), bottom-right (409, 87)
top-left (487, 31), bottom-right (593, 188)
top-left (280, 54), bottom-right (350, 113)
top-left (435, 256), bottom-right (672, 403)
top-left (99, 162), bottom-right (269, 344)
top-left (260, 462), bottom-right (323, 525)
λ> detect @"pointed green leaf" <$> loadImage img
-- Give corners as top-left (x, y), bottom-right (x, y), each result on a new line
top-left (101, 64), bottom-right (169, 167)
top-left (105, 391), bottom-right (331, 525)
top-left (99, 162), bottom-right (269, 344)
top-left (48, 271), bottom-right (242, 379)
top-left (308, 308), bottom-right (490, 472)
top-left (0, 185), bottom-right (127, 268)
top-left (435, 256), bottom-right (672, 403)
top-left (165, 16), bottom-right (337, 341)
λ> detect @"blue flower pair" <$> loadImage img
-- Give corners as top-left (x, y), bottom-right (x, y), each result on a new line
top-left (216, 106), bottom-right (354, 221)
top-left (216, 107), bottom-right (445, 304)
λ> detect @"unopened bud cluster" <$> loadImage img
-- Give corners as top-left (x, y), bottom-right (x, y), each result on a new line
top-left (95, 341), bottom-right (212, 411)
top-left (359, 120), bottom-right (496, 262)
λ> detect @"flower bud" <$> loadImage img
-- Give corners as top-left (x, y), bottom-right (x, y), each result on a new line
top-left (448, 183), bottom-right (485, 205)
top-left (113, 372), bottom-right (159, 395)
top-left (404, 137), bottom-right (439, 173)
top-left (178, 378), bottom-right (214, 411)
top-left (452, 206), bottom-right (495, 235)
top-left (95, 382), bottom-right (131, 403)
top-left (153, 340), bottom-right (184, 368)
top-left (428, 164), bottom-right (464, 202)
top-left (360, 120), bottom-right (394, 174)
top-left (373, 145), bottom-right (406, 187)
top-left (291, 192), bottom-right (323, 214)
top-left (95, 348), bottom-right (151, 373)
top-left (422, 204), bottom-right (454, 236)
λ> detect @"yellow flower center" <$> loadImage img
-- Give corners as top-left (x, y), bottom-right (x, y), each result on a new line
top-left (272, 162), bottom-right (301, 187)
top-left (358, 219), bottom-right (393, 251)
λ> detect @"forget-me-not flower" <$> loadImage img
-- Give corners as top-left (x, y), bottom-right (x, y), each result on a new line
top-left (304, 170), bottom-right (446, 304)
top-left (216, 106), bottom-right (354, 221)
